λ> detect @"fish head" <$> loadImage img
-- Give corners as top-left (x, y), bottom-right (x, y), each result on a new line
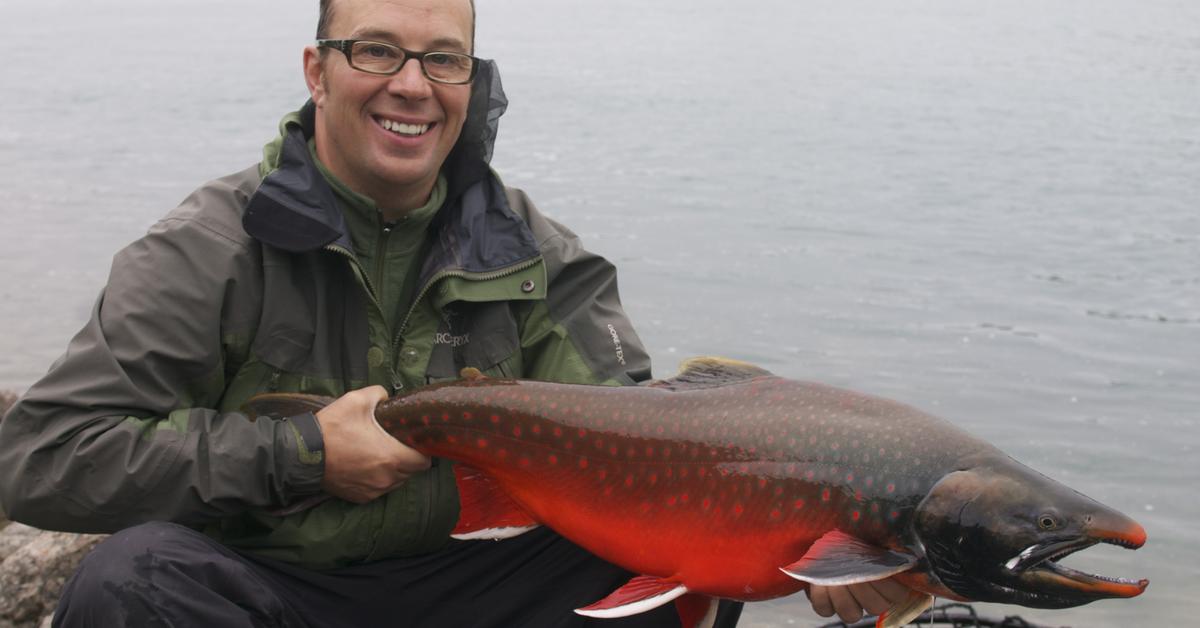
top-left (912, 463), bottom-right (1148, 609)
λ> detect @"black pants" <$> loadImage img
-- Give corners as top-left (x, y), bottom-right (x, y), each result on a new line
top-left (53, 522), bottom-right (742, 628)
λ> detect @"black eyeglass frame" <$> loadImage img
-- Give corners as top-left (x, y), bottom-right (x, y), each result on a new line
top-left (315, 39), bottom-right (480, 85)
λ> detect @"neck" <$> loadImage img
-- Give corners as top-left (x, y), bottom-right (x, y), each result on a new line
top-left (378, 182), bottom-right (434, 223)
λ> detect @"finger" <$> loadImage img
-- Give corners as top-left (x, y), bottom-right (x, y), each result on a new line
top-left (847, 582), bottom-right (891, 617)
top-left (370, 417), bottom-right (430, 470)
top-left (827, 585), bottom-right (865, 624)
top-left (806, 585), bottom-right (835, 618)
top-left (869, 577), bottom-right (911, 604)
top-left (363, 385), bottom-right (389, 406)
top-left (390, 444), bottom-right (433, 472)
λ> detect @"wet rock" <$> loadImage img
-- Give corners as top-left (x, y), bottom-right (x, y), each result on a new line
top-left (0, 524), bottom-right (41, 562)
top-left (0, 531), bottom-right (104, 627)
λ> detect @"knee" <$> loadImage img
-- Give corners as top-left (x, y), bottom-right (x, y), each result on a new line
top-left (56, 522), bottom-right (210, 622)
top-left (76, 521), bottom-right (202, 581)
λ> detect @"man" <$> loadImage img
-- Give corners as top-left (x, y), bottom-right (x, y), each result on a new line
top-left (0, 0), bottom-right (907, 625)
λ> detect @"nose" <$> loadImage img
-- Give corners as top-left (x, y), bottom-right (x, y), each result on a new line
top-left (387, 57), bottom-right (432, 99)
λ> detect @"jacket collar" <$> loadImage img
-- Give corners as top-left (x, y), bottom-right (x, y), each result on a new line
top-left (242, 102), bottom-right (351, 253)
top-left (242, 60), bottom-right (541, 280)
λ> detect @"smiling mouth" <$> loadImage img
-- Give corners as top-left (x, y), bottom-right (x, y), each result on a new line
top-left (375, 116), bottom-right (433, 137)
top-left (1005, 536), bottom-right (1148, 598)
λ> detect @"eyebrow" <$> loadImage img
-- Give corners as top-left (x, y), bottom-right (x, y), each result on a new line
top-left (350, 28), bottom-right (469, 53)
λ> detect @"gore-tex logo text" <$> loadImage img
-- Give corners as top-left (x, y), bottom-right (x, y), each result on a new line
top-left (435, 332), bottom-right (470, 347)
top-left (607, 324), bottom-right (626, 365)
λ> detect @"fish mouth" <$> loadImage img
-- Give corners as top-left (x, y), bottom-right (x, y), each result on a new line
top-left (1005, 531), bottom-right (1148, 601)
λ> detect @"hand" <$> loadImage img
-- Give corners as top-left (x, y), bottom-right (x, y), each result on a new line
top-left (315, 386), bottom-right (431, 503)
top-left (806, 577), bottom-right (912, 624)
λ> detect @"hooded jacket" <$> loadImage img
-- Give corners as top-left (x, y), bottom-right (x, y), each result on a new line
top-left (0, 61), bottom-right (651, 568)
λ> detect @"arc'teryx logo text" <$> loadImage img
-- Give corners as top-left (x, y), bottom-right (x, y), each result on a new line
top-left (435, 332), bottom-right (470, 347)
top-left (607, 324), bottom-right (626, 366)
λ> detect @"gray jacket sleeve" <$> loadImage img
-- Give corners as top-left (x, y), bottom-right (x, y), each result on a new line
top-left (0, 177), bottom-right (323, 533)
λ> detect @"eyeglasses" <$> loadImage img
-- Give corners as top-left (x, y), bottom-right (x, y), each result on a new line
top-left (316, 39), bottom-right (479, 85)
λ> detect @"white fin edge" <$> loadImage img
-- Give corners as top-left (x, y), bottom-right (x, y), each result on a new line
top-left (574, 585), bottom-right (690, 619)
top-left (779, 562), bottom-right (913, 587)
top-left (451, 525), bottom-right (539, 541)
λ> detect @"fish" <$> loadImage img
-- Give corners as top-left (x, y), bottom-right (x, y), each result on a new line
top-left (247, 357), bottom-right (1148, 628)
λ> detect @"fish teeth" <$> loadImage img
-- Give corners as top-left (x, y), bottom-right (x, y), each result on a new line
top-left (1005, 544), bottom-right (1039, 571)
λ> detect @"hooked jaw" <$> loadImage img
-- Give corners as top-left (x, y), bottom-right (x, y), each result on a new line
top-left (916, 467), bottom-right (1150, 609)
top-left (1004, 516), bottom-right (1148, 604)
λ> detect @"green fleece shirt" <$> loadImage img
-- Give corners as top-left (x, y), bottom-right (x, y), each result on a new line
top-left (308, 138), bottom-right (446, 334)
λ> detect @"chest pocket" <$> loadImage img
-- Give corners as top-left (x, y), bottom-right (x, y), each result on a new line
top-left (426, 301), bottom-right (521, 381)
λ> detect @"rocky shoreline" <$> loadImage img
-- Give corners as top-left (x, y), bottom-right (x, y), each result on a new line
top-left (0, 391), bottom-right (105, 628)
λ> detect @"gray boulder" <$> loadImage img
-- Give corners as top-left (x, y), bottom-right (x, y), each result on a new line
top-left (0, 531), bottom-right (104, 628)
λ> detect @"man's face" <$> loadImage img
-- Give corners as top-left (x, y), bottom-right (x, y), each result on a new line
top-left (304, 0), bottom-right (474, 208)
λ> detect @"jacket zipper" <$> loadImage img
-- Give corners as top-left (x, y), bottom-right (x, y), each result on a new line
top-left (373, 224), bottom-right (392, 315)
top-left (324, 244), bottom-right (400, 391)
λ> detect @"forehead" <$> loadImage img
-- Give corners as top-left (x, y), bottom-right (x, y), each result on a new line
top-left (329, 0), bottom-right (473, 49)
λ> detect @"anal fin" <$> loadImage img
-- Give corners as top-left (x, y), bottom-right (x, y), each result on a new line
top-left (876, 590), bottom-right (935, 628)
top-left (781, 530), bottom-right (917, 586)
top-left (675, 593), bottom-right (719, 628)
top-left (450, 464), bottom-right (540, 540)
top-left (575, 575), bottom-right (689, 619)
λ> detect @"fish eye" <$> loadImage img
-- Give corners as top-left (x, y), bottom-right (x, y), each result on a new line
top-left (1038, 514), bottom-right (1059, 530)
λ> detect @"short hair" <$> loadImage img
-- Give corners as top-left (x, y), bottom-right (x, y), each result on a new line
top-left (317, 0), bottom-right (476, 51)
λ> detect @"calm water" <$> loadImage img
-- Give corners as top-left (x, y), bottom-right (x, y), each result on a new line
top-left (1, 1), bottom-right (1197, 625)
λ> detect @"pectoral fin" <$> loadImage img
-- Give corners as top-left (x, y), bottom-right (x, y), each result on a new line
top-left (876, 590), bottom-right (935, 628)
top-left (450, 464), bottom-right (540, 540)
top-left (781, 530), bottom-right (917, 586)
top-left (575, 575), bottom-right (689, 619)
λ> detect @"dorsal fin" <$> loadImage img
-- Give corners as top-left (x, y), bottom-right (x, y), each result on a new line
top-left (459, 367), bottom-right (487, 381)
top-left (645, 357), bottom-right (775, 391)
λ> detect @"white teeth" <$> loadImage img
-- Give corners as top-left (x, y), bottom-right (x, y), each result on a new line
top-left (380, 118), bottom-right (429, 136)
top-left (1006, 544), bottom-right (1040, 571)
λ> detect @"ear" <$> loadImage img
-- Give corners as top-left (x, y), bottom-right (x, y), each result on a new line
top-left (303, 45), bottom-right (328, 107)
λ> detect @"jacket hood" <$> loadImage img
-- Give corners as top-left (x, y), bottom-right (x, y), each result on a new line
top-left (244, 59), bottom-right (510, 253)
top-left (242, 60), bottom-right (540, 286)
